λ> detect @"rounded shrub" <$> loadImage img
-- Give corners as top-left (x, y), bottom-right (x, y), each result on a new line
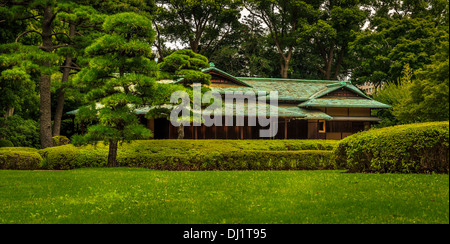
top-left (0, 147), bottom-right (42, 170)
top-left (39, 144), bottom-right (107, 170)
top-left (52, 136), bottom-right (70, 146)
top-left (334, 121), bottom-right (449, 173)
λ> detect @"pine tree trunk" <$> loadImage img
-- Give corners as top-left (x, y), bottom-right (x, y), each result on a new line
top-left (108, 139), bottom-right (118, 167)
top-left (53, 23), bottom-right (75, 137)
top-left (40, 74), bottom-right (53, 148)
top-left (52, 63), bottom-right (70, 136)
top-left (39, 6), bottom-right (55, 149)
top-left (52, 89), bottom-right (66, 137)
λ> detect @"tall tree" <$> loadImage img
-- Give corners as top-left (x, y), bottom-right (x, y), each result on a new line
top-left (208, 14), bottom-right (278, 77)
top-left (245, 0), bottom-right (319, 78)
top-left (1, 0), bottom-right (74, 148)
top-left (350, 0), bottom-right (449, 86)
top-left (306, 0), bottom-right (367, 80)
top-left (154, 0), bottom-right (242, 56)
top-left (73, 12), bottom-right (171, 166)
top-left (395, 36), bottom-right (449, 123)
top-left (51, 3), bottom-right (105, 136)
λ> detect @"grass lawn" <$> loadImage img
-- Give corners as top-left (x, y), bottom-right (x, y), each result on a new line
top-left (0, 168), bottom-right (448, 224)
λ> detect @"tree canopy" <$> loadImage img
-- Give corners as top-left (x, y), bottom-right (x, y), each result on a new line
top-left (73, 12), bottom-right (170, 166)
top-left (0, 0), bottom-right (448, 147)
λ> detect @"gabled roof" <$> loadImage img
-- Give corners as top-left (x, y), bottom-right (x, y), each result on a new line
top-left (309, 80), bottom-right (371, 100)
top-left (202, 63), bottom-right (253, 87)
top-left (175, 63), bottom-right (253, 87)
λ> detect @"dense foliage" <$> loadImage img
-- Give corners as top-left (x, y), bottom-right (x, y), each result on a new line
top-left (0, 115), bottom-right (40, 148)
top-left (0, 0), bottom-right (448, 148)
top-left (158, 49), bottom-right (211, 85)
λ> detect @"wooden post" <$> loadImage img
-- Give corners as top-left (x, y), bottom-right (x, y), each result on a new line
top-left (284, 118), bottom-right (288, 139)
top-left (214, 117), bottom-right (217, 139)
top-left (169, 124), bottom-right (171, 139)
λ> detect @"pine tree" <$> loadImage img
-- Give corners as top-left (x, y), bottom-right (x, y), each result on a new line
top-left (157, 49), bottom-right (211, 139)
top-left (73, 12), bottom-right (168, 166)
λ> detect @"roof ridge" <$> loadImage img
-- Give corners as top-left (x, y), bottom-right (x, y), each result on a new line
top-left (201, 67), bottom-right (253, 87)
top-left (237, 77), bottom-right (339, 83)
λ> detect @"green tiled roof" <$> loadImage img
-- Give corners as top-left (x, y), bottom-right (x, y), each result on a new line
top-left (238, 77), bottom-right (335, 102)
top-left (309, 81), bottom-right (371, 100)
top-left (67, 65), bottom-right (391, 120)
top-left (278, 105), bottom-right (332, 119)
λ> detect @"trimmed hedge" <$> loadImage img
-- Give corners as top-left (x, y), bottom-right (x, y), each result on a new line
top-left (0, 147), bottom-right (43, 170)
top-left (39, 145), bottom-right (107, 170)
top-left (117, 149), bottom-right (334, 171)
top-left (38, 140), bottom-right (337, 170)
top-left (334, 121), bottom-right (449, 173)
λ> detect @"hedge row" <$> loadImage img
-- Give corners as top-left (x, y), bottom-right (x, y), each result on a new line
top-left (2, 121), bottom-right (448, 173)
top-left (38, 141), bottom-right (335, 170)
top-left (0, 147), bottom-right (42, 170)
top-left (117, 149), bottom-right (334, 171)
top-left (334, 121), bottom-right (449, 173)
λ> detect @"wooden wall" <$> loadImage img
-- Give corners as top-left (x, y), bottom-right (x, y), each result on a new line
top-left (149, 115), bottom-right (372, 140)
top-left (150, 117), bottom-right (308, 139)
top-left (319, 107), bottom-right (371, 117)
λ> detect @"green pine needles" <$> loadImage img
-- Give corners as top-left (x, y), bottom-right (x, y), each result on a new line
top-left (72, 12), bottom-right (167, 167)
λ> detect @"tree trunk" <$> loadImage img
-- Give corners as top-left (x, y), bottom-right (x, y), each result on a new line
top-left (40, 73), bottom-right (53, 149)
top-left (108, 139), bottom-right (118, 167)
top-left (191, 41), bottom-right (199, 53)
top-left (280, 59), bottom-right (289, 79)
top-left (53, 23), bottom-right (75, 137)
top-left (39, 6), bottom-right (55, 149)
top-left (52, 88), bottom-right (66, 137)
top-left (52, 56), bottom-right (71, 136)
top-left (3, 107), bottom-right (14, 118)
top-left (177, 124), bottom-right (184, 139)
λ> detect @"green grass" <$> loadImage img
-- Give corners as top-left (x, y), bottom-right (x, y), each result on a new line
top-left (0, 168), bottom-right (448, 224)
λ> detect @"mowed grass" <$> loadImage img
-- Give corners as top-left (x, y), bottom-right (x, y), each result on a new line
top-left (0, 168), bottom-right (448, 224)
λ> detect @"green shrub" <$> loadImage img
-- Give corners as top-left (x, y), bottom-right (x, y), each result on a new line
top-left (52, 136), bottom-right (70, 146)
top-left (0, 147), bottom-right (42, 170)
top-left (38, 140), bottom-right (336, 170)
top-left (0, 115), bottom-right (40, 148)
top-left (334, 121), bottom-right (449, 173)
top-left (39, 144), bottom-right (107, 170)
top-left (0, 139), bottom-right (14, 147)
